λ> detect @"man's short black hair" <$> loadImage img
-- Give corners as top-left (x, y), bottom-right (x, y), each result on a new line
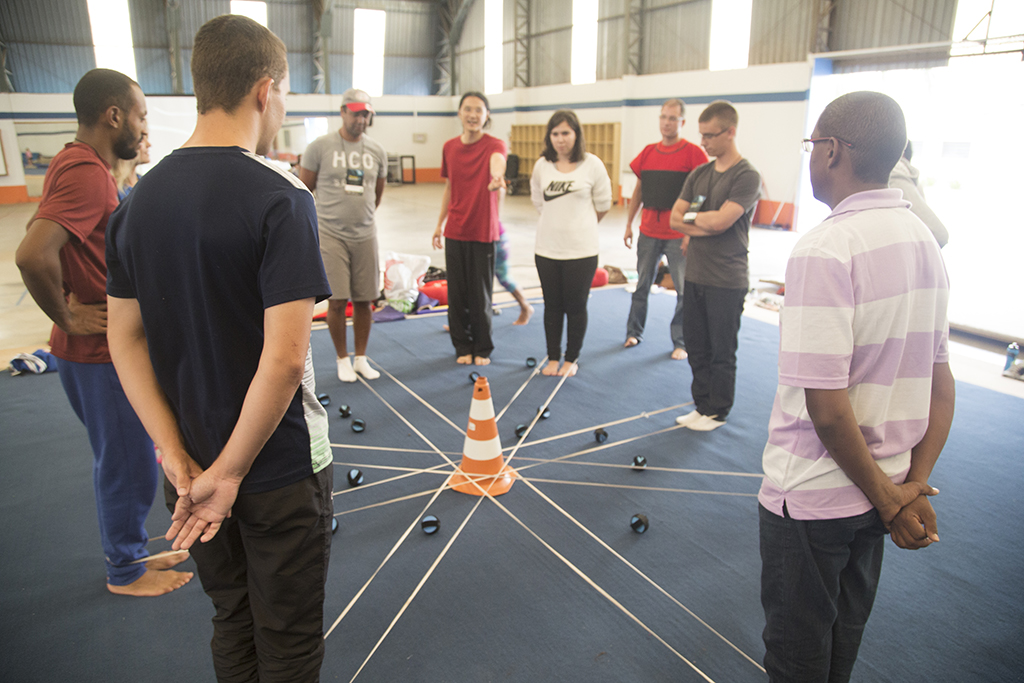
top-left (816, 91), bottom-right (907, 184)
top-left (73, 69), bottom-right (138, 127)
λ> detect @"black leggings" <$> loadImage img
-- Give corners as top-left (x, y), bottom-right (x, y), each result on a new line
top-left (535, 254), bottom-right (598, 363)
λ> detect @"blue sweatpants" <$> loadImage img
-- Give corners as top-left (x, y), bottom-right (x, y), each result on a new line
top-left (58, 359), bottom-right (158, 585)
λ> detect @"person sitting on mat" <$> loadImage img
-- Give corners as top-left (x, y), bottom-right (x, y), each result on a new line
top-left (529, 109), bottom-right (612, 377)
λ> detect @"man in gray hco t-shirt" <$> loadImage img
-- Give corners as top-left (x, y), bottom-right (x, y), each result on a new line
top-left (669, 100), bottom-right (762, 432)
top-left (300, 88), bottom-right (388, 383)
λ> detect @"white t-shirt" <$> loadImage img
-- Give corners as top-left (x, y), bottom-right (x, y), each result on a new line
top-left (530, 153), bottom-right (613, 260)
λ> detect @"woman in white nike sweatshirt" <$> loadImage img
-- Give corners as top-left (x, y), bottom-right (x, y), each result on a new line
top-left (530, 110), bottom-right (613, 377)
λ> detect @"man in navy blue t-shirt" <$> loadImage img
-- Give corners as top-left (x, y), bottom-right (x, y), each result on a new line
top-left (106, 15), bottom-right (333, 681)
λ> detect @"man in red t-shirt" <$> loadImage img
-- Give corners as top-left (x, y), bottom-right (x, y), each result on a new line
top-left (16, 69), bottom-right (192, 597)
top-left (623, 98), bottom-right (708, 360)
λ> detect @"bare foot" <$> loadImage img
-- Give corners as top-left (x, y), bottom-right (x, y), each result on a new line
top-left (107, 569), bottom-right (193, 597)
top-left (443, 324), bottom-right (450, 332)
top-left (557, 362), bottom-right (578, 377)
top-left (145, 550), bottom-right (190, 570)
top-left (541, 360), bottom-right (560, 376)
top-left (624, 337), bottom-right (639, 348)
top-left (456, 354), bottom-right (473, 364)
top-left (474, 356), bottom-right (491, 366)
top-left (513, 303), bottom-right (535, 326)
top-left (671, 348), bottom-right (688, 360)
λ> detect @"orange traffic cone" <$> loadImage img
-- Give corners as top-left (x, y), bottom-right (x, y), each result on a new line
top-left (449, 376), bottom-right (516, 496)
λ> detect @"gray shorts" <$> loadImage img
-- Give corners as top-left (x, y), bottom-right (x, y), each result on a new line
top-left (319, 231), bottom-right (380, 302)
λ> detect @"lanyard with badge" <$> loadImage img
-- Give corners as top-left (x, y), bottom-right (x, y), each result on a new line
top-left (341, 138), bottom-right (366, 195)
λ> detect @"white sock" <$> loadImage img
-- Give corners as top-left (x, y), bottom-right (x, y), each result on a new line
top-left (337, 356), bottom-right (357, 382)
top-left (353, 355), bottom-right (380, 380)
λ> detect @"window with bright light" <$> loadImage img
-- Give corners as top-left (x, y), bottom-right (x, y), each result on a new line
top-left (231, 1), bottom-right (268, 27)
top-left (951, 0), bottom-right (1024, 57)
top-left (709, 0), bottom-right (752, 71)
top-left (484, 0), bottom-right (503, 94)
top-left (353, 9), bottom-right (386, 97)
top-left (305, 117), bottom-right (328, 145)
top-left (86, 0), bottom-right (138, 81)
top-left (571, 0), bottom-right (597, 85)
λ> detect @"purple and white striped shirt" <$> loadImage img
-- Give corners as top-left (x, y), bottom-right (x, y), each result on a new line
top-left (758, 189), bottom-right (949, 520)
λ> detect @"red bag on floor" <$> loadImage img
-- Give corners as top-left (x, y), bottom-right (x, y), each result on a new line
top-left (420, 279), bottom-right (448, 306)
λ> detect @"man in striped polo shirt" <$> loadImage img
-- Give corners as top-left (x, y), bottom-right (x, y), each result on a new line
top-left (758, 91), bottom-right (954, 682)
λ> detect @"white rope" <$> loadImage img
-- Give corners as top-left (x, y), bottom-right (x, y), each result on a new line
top-left (365, 356), bottom-right (466, 437)
top-left (518, 477), bottom-right (766, 673)
top-left (483, 484), bottom-right (718, 681)
top-left (519, 477), bottom-right (760, 498)
top-left (501, 402), bottom-right (692, 452)
top-left (494, 355), bottom-right (548, 423)
top-left (346, 497), bottom-right (485, 682)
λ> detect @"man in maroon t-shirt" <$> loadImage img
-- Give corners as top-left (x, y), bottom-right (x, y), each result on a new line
top-left (16, 69), bottom-right (192, 597)
top-left (623, 98), bottom-right (708, 360)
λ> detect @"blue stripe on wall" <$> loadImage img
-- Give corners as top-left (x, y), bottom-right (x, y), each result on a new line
top-left (2, 91), bottom-right (808, 121)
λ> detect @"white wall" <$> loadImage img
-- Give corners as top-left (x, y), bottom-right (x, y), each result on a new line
top-left (0, 61), bottom-right (812, 201)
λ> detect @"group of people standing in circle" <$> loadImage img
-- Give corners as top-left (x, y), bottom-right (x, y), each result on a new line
top-left (434, 91), bottom-right (612, 377)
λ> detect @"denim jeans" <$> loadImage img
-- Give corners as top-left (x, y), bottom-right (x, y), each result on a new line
top-left (759, 504), bottom-right (887, 683)
top-left (626, 232), bottom-right (687, 348)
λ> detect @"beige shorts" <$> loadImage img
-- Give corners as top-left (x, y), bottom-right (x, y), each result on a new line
top-left (319, 232), bottom-right (380, 302)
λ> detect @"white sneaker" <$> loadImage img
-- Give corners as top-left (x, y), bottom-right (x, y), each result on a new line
top-left (353, 356), bottom-right (380, 380)
top-left (675, 410), bottom-right (703, 427)
top-left (337, 356), bottom-right (357, 383)
top-left (688, 414), bottom-right (725, 431)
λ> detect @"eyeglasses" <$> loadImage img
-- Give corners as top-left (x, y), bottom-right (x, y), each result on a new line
top-left (700, 129), bottom-right (730, 141)
top-left (801, 137), bottom-right (854, 153)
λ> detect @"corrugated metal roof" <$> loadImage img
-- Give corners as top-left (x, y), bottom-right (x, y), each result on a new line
top-left (383, 55), bottom-right (433, 95)
top-left (0, 0), bottom-right (93, 45)
top-left (597, 15), bottom-right (625, 80)
top-left (6, 43), bottom-right (95, 93)
top-left (644, 0), bottom-right (711, 74)
top-left (830, 0), bottom-right (957, 72)
top-left (530, 28), bottom-right (571, 86)
top-left (749, 0), bottom-right (816, 66)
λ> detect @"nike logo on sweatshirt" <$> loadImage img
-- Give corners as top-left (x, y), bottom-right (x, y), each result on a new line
top-left (543, 180), bottom-right (576, 201)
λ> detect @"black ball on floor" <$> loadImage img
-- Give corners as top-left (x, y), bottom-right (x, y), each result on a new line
top-left (317, 392), bottom-right (330, 407)
top-left (347, 468), bottom-right (364, 487)
top-left (338, 404), bottom-right (352, 418)
top-left (421, 515), bottom-right (440, 535)
top-left (630, 514), bottom-right (649, 534)
top-left (331, 517), bottom-right (339, 534)
top-left (632, 455), bottom-right (647, 470)
top-left (526, 357), bottom-right (537, 368)
top-left (469, 371), bottom-right (480, 382)
top-left (351, 419), bottom-right (366, 433)
top-left (515, 423), bottom-right (528, 439)
top-left (537, 406), bottom-right (551, 419)
top-left (594, 428), bottom-right (609, 443)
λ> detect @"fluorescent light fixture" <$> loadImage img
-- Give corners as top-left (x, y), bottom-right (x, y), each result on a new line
top-left (230, 1), bottom-right (268, 27)
top-left (353, 9), bottom-right (386, 97)
top-left (571, 0), bottom-right (598, 85)
top-left (484, 0), bottom-right (503, 94)
top-left (709, 0), bottom-right (752, 71)
top-left (86, 0), bottom-right (138, 81)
